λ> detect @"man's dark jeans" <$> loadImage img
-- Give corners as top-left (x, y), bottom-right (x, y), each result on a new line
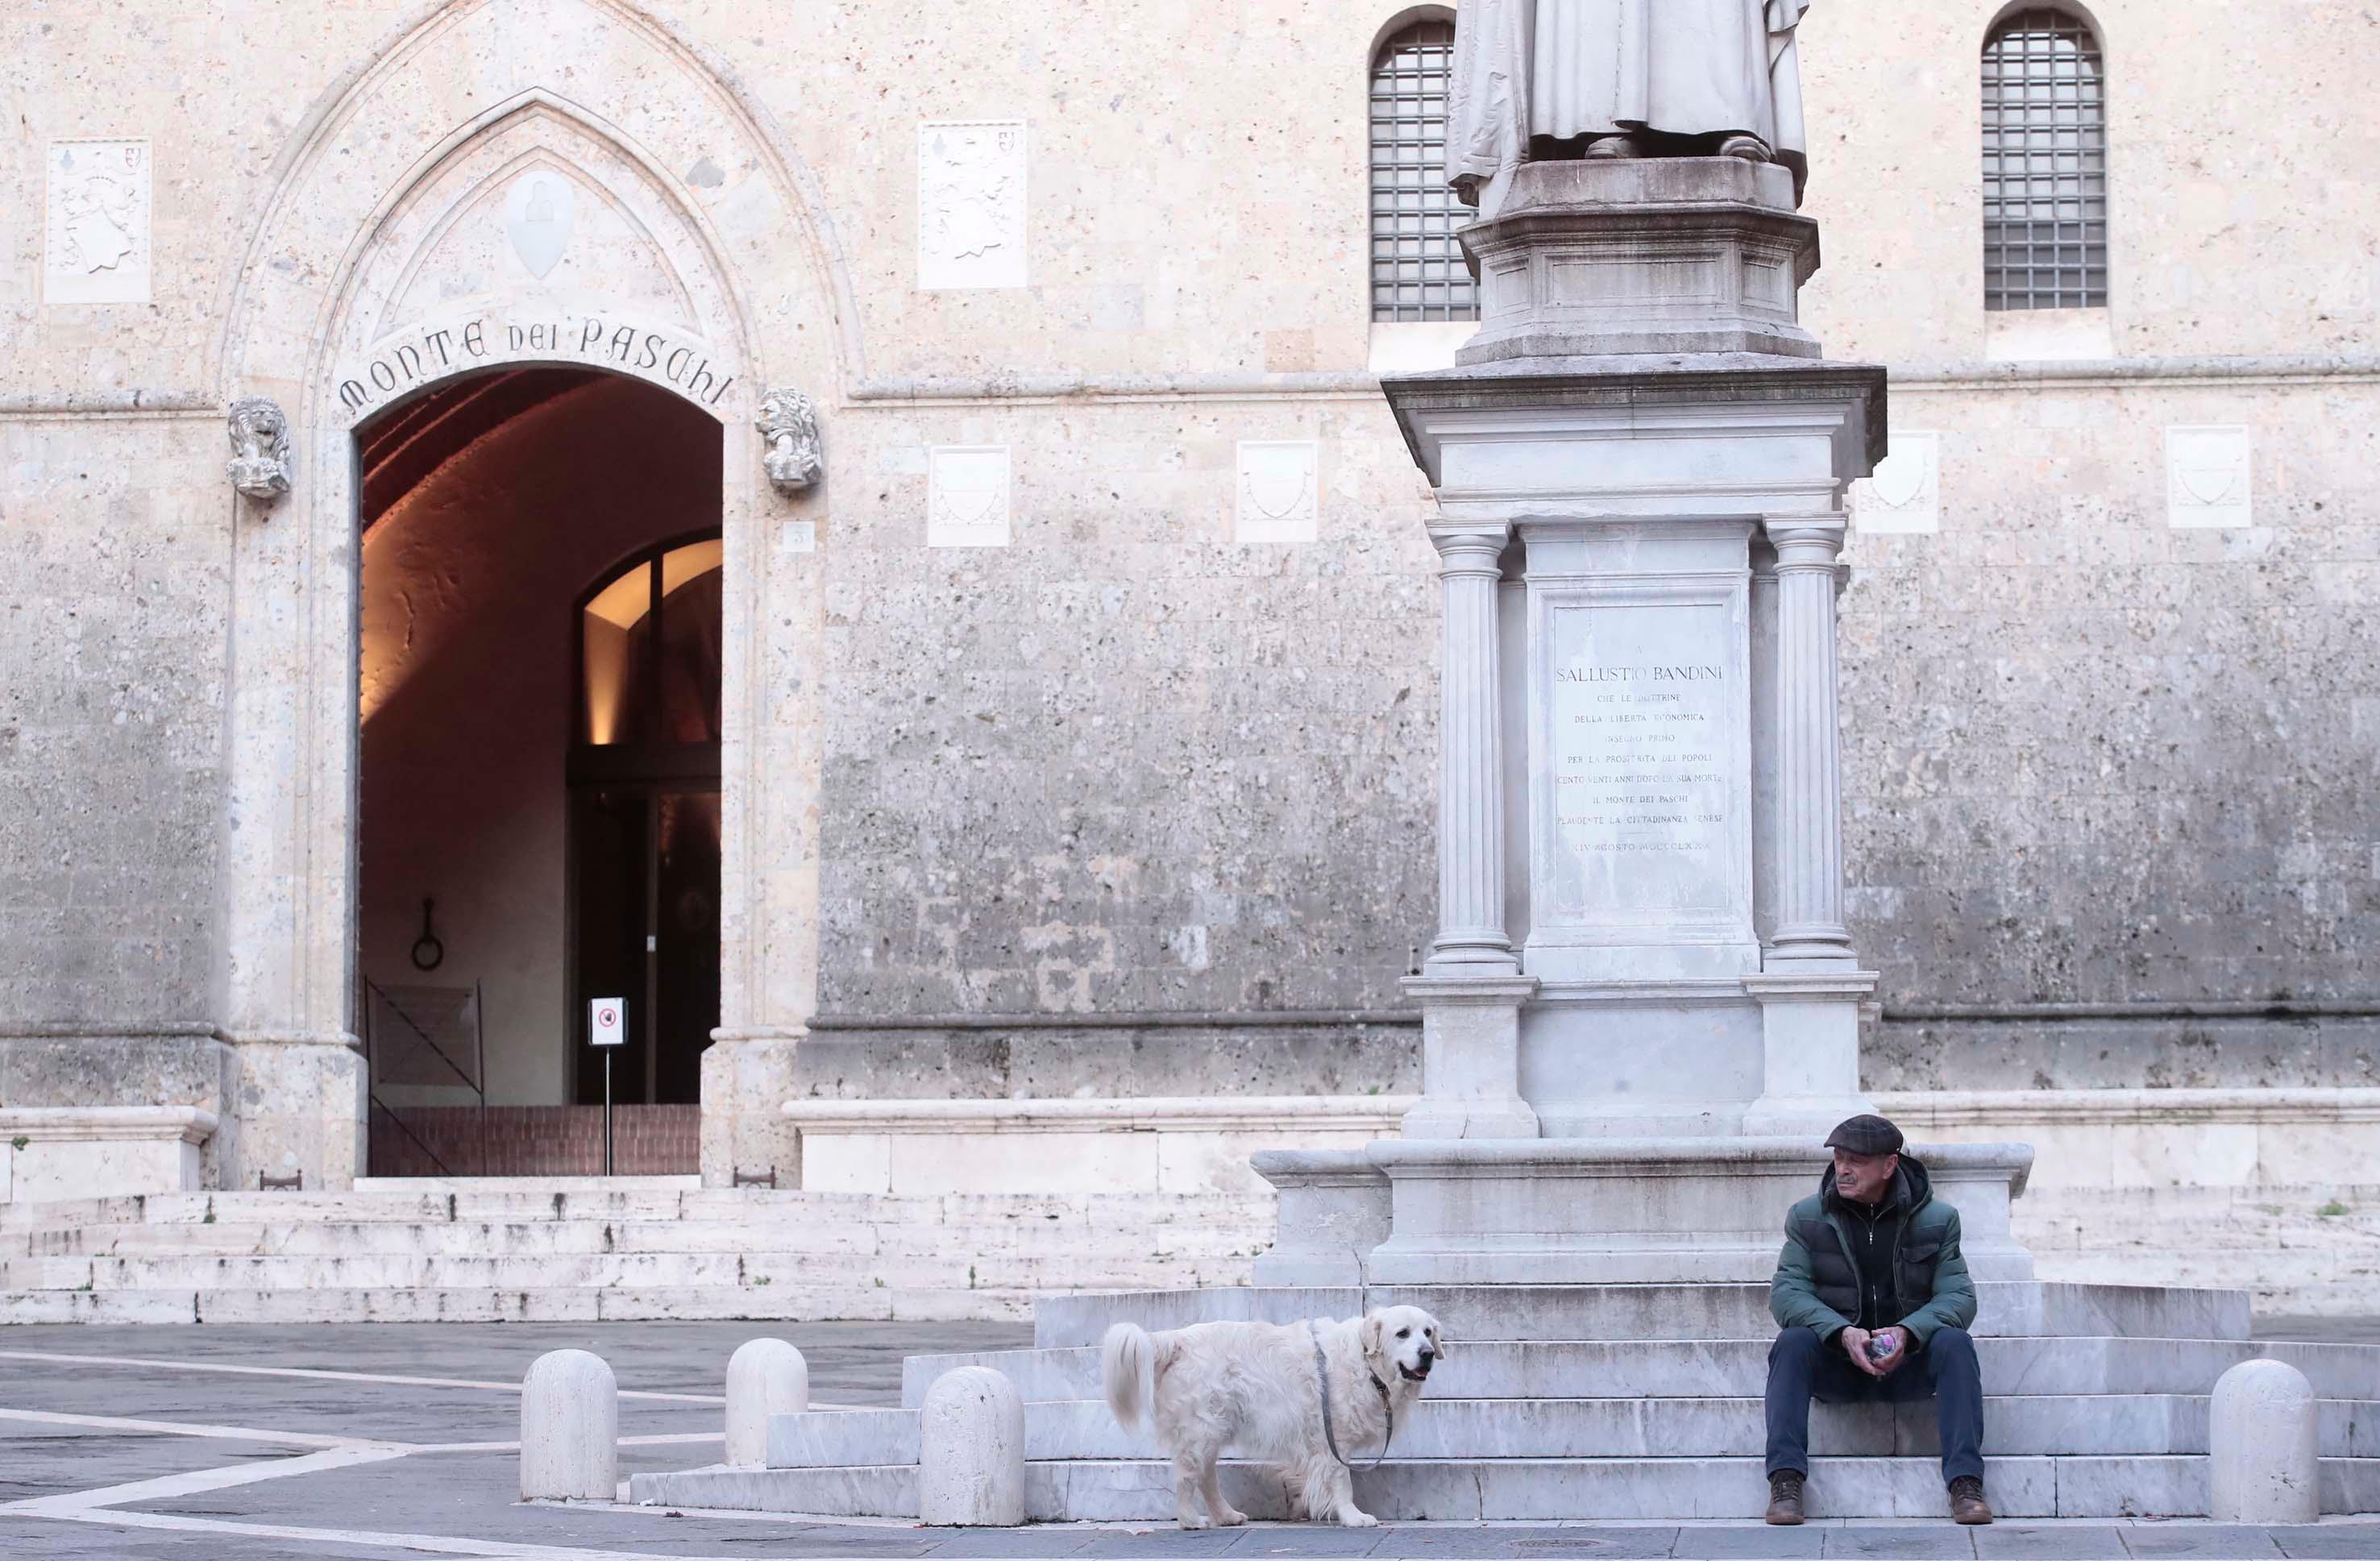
top-left (1765, 1325), bottom-right (1984, 1484)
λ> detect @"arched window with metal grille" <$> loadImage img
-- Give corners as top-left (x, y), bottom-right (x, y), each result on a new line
top-left (1982, 7), bottom-right (2109, 311)
top-left (1369, 16), bottom-right (1477, 322)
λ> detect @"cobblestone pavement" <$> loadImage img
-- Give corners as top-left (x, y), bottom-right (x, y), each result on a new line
top-left (1, 1321), bottom-right (2374, 1559)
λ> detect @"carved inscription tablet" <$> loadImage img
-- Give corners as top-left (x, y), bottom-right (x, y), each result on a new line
top-left (1543, 600), bottom-right (1737, 925)
top-left (45, 140), bottom-right (152, 304)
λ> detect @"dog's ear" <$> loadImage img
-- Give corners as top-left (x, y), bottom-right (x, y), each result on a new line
top-left (1360, 1311), bottom-right (1385, 1361)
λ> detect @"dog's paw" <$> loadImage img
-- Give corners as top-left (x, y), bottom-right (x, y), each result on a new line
top-left (1215, 1507), bottom-right (1249, 1527)
top-left (1338, 1511), bottom-right (1381, 1529)
top-left (1178, 1517), bottom-right (1215, 1531)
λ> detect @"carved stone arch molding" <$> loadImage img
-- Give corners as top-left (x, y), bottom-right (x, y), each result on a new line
top-left (216, 0), bottom-right (843, 1188)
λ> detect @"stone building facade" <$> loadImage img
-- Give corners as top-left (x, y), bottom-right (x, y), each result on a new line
top-left (2, 0), bottom-right (2374, 1208)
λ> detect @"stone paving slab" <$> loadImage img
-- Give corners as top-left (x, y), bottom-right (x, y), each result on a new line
top-left (1970, 1527), bottom-right (2129, 1559)
top-left (0, 1422), bottom-right (297, 1505)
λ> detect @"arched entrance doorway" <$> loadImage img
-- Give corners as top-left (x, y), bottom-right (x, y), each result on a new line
top-left (355, 369), bottom-right (723, 1173)
top-left (215, 0), bottom-right (841, 1191)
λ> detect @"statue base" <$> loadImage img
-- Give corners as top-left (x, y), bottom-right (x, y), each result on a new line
top-left (1458, 158), bottom-right (1820, 363)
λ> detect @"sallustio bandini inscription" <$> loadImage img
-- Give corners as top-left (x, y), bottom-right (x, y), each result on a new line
top-left (1544, 601), bottom-right (1734, 923)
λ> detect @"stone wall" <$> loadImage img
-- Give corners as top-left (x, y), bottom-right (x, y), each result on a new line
top-left (0, 0), bottom-right (2374, 1151)
top-left (1846, 374), bottom-right (2380, 1090)
top-left (0, 411), bottom-right (233, 1144)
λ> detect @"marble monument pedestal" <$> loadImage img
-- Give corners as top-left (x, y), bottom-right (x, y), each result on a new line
top-left (1256, 1138), bottom-right (2037, 1289)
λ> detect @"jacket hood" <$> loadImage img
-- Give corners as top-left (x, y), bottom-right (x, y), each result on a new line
top-left (1819, 1152), bottom-right (1931, 1215)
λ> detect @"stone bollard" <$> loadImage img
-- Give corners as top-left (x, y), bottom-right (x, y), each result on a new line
top-left (520, 1349), bottom-right (618, 1501)
top-left (726, 1338), bottom-right (810, 1468)
top-left (2210, 1358), bottom-right (2320, 1523)
top-left (918, 1366), bottom-right (1026, 1526)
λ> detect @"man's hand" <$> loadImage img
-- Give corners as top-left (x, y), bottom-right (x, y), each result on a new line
top-left (1840, 1327), bottom-right (1888, 1379)
top-left (1871, 1326), bottom-right (1915, 1376)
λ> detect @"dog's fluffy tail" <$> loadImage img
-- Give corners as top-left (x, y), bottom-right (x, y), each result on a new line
top-left (1101, 1322), bottom-right (1161, 1430)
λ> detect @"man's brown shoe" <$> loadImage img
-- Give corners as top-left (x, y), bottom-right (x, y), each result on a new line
top-left (1765, 1471), bottom-right (1806, 1525)
top-left (1949, 1475), bottom-right (1993, 1525)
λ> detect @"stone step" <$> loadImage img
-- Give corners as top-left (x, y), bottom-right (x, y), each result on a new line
top-left (897, 1337), bottom-right (2380, 1406)
top-left (9, 1215), bottom-right (1269, 1262)
top-left (1032, 1283), bottom-right (2253, 1347)
top-left (628, 1452), bottom-right (2380, 1521)
top-left (770, 1392), bottom-right (2379, 1466)
top-left (0, 1284), bottom-right (1037, 1326)
top-left (2046, 1252), bottom-right (2380, 1287)
top-left (2, 1249), bottom-right (1250, 1296)
top-left (0, 1187), bottom-right (1271, 1233)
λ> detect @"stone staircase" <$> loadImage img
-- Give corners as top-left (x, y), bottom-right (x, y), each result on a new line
top-left (629, 1282), bottom-right (2380, 1521)
top-left (0, 1180), bottom-right (1275, 1324)
top-left (6, 1178), bottom-right (2377, 1324)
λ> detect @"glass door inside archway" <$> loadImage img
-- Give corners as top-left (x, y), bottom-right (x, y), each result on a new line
top-left (571, 536), bottom-right (723, 1106)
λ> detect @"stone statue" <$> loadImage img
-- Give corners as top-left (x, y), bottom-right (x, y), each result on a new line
top-left (225, 396), bottom-right (292, 501)
top-left (756, 387), bottom-right (822, 494)
top-left (1447, 0), bottom-right (1812, 214)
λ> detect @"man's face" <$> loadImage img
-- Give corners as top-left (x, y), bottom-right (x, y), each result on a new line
top-left (1832, 1148), bottom-right (1897, 1204)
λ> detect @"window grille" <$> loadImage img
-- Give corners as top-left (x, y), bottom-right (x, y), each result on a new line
top-left (1982, 8), bottom-right (2108, 310)
top-left (1370, 19), bottom-right (1477, 322)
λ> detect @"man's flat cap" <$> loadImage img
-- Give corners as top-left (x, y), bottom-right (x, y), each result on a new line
top-left (1825, 1114), bottom-right (1904, 1156)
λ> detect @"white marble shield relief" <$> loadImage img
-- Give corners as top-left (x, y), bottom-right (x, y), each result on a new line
top-left (1236, 440), bottom-right (1319, 544)
top-left (505, 170), bottom-right (577, 280)
top-left (928, 446), bottom-right (1013, 546)
top-left (1850, 431), bottom-right (1940, 534)
top-left (45, 139), bottom-right (152, 304)
top-left (2166, 426), bottom-right (2253, 529)
top-left (917, 121), bottom-right (1028, 289)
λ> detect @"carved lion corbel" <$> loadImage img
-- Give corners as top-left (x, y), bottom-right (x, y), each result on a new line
top-left (756, 387), bottom-right (822, 494)
top-left (226, 396), bottom-right (293, 502)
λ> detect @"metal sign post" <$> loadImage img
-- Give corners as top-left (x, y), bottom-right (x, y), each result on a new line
top-left (589, 997), bottom-right (626, 1176)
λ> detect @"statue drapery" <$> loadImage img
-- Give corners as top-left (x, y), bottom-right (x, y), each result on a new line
top-left (1447, 0), bottom-right (1811, 212)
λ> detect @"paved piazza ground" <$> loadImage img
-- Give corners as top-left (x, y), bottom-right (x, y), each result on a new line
top-left (2, 1321), bottom-right (2375, 1560)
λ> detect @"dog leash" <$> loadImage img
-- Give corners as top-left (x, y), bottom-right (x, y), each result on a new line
top-left (1309, 1320), bottom-right (1395, 1472)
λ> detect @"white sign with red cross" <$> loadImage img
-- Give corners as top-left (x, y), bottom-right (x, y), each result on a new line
top-left (589, 997), bottom-right (626, 1047)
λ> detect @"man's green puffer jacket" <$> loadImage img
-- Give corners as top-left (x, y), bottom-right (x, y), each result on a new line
top-left (1768, 1153), bottom-right (1976, 1347)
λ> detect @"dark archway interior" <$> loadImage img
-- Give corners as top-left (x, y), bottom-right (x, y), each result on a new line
top-left (354, 370), bottom-right (722, 1170)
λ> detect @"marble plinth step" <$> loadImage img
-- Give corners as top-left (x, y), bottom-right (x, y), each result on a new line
top-left (768, 1393), bottom-right (2376, 1466)
top-left (13, 1215), bottom-right (1267, 1262)
top-left (900, 1338), bottom-right (2380, 1408)
top-left (0, 1283), bottom-right (1042, 1326)
top-left (630, 1452), bottom-right (2380, 1521)
top-left (1032, 1283), bottom-right (2253, 1347)
top-left (8, 1248), bottom-right (1251, 1293)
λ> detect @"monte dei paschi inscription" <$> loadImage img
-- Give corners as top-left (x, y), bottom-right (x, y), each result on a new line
top-left (1537, 596), bottom-right (1748, 938)
top-left (333, 309), bottom-right (733, 418)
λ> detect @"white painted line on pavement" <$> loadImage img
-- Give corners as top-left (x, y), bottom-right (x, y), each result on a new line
top-left (4, 1440), bottom-right (410, 1517)
top-left (0, 1347), bottom-right (725, 1403)
top-left (10, 1504), bottom-right (697, 1560)
top-left (0, 1405), bottom-right (359, 1449)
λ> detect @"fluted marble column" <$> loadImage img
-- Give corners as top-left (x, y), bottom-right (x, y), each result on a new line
top-left (1403, 522), bottom-right (1535, 1140)
top-left (1425, 526), bottom-right (1519, 974)
top-left (1763, 517), bottom-right (1855, 965)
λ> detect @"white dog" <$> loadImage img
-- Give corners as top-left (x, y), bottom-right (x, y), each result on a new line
top-left (1101, 1305), bottom-right (1443, 1529)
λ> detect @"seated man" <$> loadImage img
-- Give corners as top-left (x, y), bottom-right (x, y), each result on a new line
top-left (1764, 1114), bottom-right (1992, 1526)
